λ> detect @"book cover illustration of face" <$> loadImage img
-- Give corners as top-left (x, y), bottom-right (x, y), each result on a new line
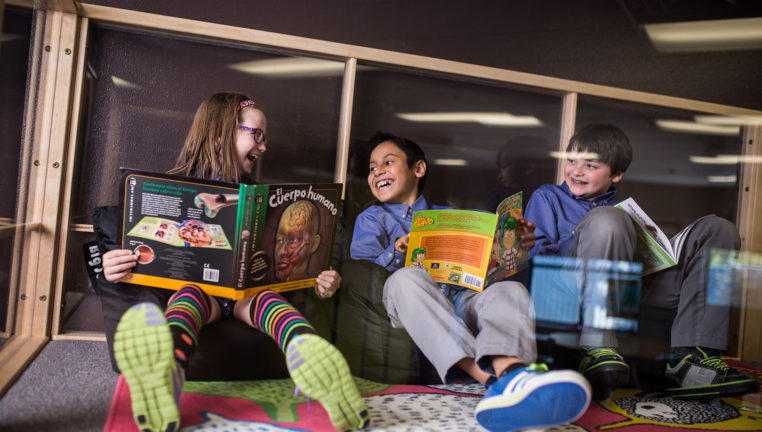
top-left (274, 200), bottom-right (322, 282)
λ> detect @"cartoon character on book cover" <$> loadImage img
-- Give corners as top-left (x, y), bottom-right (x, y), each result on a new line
top-left (410, 247), bottom-right (427, 270)
top-left (487, 192), bottom-right (527, 282)
top-left (495, 215), bottom-right (520, 274)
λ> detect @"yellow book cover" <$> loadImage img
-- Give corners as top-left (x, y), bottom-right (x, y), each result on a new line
top-left (404, 191), bottom-right (526, 291)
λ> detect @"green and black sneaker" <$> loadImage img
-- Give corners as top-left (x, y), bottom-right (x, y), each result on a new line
top-left (578, 347), bottom-right (630, 400)
top-left (665, 347), bottom-right (760, 399)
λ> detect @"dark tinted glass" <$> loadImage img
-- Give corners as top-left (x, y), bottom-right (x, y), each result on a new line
top-left (577, 96), bottom-right (742, 235)
top-left (0, 6), bottom-right (33, 338)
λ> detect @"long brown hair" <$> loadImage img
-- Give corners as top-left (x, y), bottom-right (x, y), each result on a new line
top-left (168, 92), bottom-right (257, 183)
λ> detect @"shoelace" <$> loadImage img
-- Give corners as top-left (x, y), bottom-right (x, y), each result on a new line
top-left (587, 347), bottom-right (620, 358)
top-left (699, 356), bottom-right (730, 372)
top-left (527, 363), bottom-right (549, 373)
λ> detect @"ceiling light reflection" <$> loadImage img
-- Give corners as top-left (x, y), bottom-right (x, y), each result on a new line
top-left (549, 151), bottom-right (600, 160)
top-left (228, 57), bottom-right (346, 77)
top-left (656, 119), bottom-right (740, 136)
top-left (644, 17), bottom-right (762, 52)
top-left (690, 155), bottom-right (762, 164)
top-left (397, 112), bottom-right (542, 127)
top-left (111, 75), bottom-right (141, 89)
top-left (433, 158), bottom-right (468, 166)
top-left (694, 115), bottom-right (762, 126)
top-left (708, 176), bottom-right (737, 183)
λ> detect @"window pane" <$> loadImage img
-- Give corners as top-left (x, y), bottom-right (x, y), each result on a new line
top-left (347, 67), bottom-right (564, 217)
top-left (0, 6), bottom-right (33, 343)
top-left (62, 24), bottom-right (344, 332)
top-left (576, 96), bottom-right (741, 235)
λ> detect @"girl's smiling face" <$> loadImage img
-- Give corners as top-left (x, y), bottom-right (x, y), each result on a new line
top-left (235, 107), bottom-right (268, 174)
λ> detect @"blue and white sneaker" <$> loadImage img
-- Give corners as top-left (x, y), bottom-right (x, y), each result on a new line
top-left (475, 364), bottom-right (591, 432)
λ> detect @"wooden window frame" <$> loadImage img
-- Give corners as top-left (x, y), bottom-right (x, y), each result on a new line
top-left (2, 0), bottom-right (760, 396)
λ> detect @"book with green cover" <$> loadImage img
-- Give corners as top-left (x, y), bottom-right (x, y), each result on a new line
top-left (119, 168), bottom-right (342, 299)
top-left (614, 197), bottom-right (707, 275)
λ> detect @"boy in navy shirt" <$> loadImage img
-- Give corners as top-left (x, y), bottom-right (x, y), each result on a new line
top-left (525, 123), bottom-right (758, 400)
top-left (351, 131), bottom-right (591, 432)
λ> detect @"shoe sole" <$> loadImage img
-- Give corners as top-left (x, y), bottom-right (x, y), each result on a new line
top-left (286, 334), bottom-right (370, 431)
top-left (114, 303), bottom-right (180, 432)
top-left (583, 362), bottom-right (630, 401)
top-left (475, 370), bottom-right (591, 431)
top-left (665, 378), bottom-right (760, 399)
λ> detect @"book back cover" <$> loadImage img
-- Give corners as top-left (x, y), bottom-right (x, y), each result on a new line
top-left (405, 209), bottom-right (498, 291)
top-left (119, 169), bottom-right (240, 294)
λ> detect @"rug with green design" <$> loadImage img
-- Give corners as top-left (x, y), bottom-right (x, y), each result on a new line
top-left (106, 360), bottom-right (762, 431)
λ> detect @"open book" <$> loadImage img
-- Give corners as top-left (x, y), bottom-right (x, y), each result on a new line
top-left (404, 192), bottom-right (527, 291)
top-left (119, 169), bottom-right (342, 299)
top-left (614, 197), bottom-right (707, 275)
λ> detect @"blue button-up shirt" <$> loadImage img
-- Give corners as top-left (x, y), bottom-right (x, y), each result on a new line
top-left (524, 182), bottom-right (619, 258)
top-left (350, 195), bottom-right (450, 272)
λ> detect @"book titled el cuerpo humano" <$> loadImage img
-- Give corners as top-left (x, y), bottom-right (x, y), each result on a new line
top-left (119, 168), bottom-right (342, 300)
top-left (404, 191), bottom-right (527, 292)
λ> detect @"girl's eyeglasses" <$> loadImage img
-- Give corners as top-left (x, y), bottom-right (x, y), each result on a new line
top-left (238, 125), bottom-right (268, 145)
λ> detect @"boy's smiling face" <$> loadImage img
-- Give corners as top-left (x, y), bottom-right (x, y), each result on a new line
top-left (368, 140), bottom-right (426, 206)
top-left (564, 149), bottom-right (623, 201)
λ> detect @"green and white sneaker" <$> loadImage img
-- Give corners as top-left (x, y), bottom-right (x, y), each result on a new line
top-left (578, 347), bottom-right (630, 400)
top-left (285, 334), bottom-right (370, 431)
top-left (665, 347), bottom-right (759, 399)
top-left (114, 303), bottom-right (183, 432)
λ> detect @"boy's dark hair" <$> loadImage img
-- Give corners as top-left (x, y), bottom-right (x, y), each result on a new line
top-left (367, 131), bottom-right (428, 195)
top-left (566, 124), bottom-right (633, 175)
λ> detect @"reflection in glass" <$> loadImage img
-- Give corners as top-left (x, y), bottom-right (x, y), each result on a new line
top-left (347, 66), bottom-right (563, 220)
top-left (708, 248), bottom-right (762, 309)
top-left (531, 255), bottom-right (643, 333)
top-left (72, 25), bottom-right (345, 223)
top-left (63, 25), bottom-right (345, 332)
top-left (0, 6), bottom-right (33, 342)
top-left (576, 96), bottom-right (742, 236)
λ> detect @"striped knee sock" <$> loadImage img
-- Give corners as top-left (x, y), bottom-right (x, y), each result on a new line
top-left (249, 290), bottom-right (315, 352)
top-left (165, 284), bottom-right (211, 369)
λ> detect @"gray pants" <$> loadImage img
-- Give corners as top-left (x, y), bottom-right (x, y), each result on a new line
top-left (572, 206), bottom-right (740, 350)
top-left (383, 267), bottom-right (537, 383)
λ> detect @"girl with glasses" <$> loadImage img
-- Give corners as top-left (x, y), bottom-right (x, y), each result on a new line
top-left (100, 92), bottom-right (369, 432)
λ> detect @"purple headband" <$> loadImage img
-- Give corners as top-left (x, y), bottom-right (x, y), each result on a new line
top-left (237, 99), bottom-right (256, 111)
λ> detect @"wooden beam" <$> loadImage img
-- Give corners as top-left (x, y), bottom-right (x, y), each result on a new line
top-left (334, 58), bottom-right (357, 198)
top-left (33, 0), bottom-right (76, 13)
top-left (0, 336), bottom-right (47, 398)
top-left (51, 15), bottom-right (87, 337)
top-left (52, 331), bottom-right (106, 342)
top-left (556, 93), bottom-right (577, 185)
top-left (26, 10), bottom-right (78, 339)
top-left (76, 3), bottom-right (762, 118)
top-left (5, 1), bottom-right (45, 343)
top-left (0, 222), bottom-right (42, 236)
top-left (736, 125), bottom-right (762, 363)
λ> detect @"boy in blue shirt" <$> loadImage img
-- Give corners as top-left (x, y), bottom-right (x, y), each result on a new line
top-left (351, 131), bottom-right (591, 432)
top-left (525, 123), bottom-right (759, 400)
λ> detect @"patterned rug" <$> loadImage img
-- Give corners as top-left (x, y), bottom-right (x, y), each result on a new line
top-left (105, 360), bottom-right (762, 431)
